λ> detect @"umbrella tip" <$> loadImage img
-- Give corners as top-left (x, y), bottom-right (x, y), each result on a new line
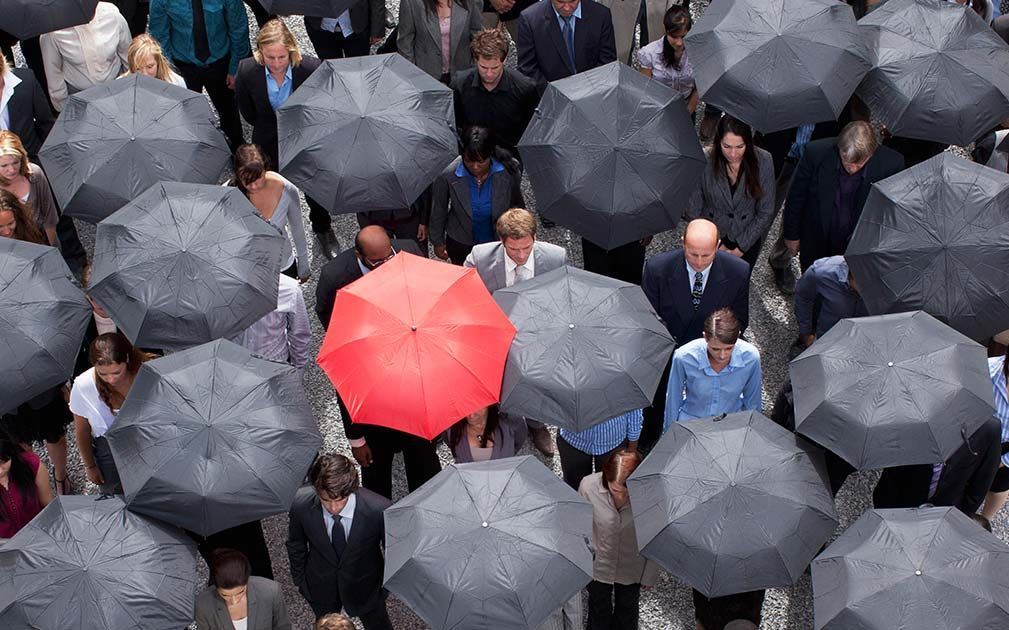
top-left (411, 325), bottom-right (417, 331)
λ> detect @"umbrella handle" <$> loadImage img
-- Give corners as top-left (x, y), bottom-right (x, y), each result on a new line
top-left (962, 427), bottom-right (978, 457)
top-left (96, 494), bottom-right (117, 501)
top-left (713, 413), bottom-right (727, 422)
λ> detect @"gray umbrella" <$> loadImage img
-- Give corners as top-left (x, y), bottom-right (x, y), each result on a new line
top-left (493, 266), bottom-right (674, 431)
top-left (518, 62), bottom-right (705, 250)
top-left (857, 0), bottom-right (1009, 146)
top-left (384, 456), bottom-right (594, 630)
top-left (790, 311), bottom-right (994, 470)
top-left (0, 0), bottom-right (98, 40)
top-left (846, 153), bottom-right (1009, 342)
top-left (626, 411), bottom-right (838, 598)
top-left (259, 0), bottom-right (360, 16)
top-left (277, 54), bottom-right (457, 214)
top-left (0, 495), bottom-right (198, 630)
top-left (684, 0), bottom-right (870, 133)
top-left (0, 239), bottom-right (91, 414)
top-left (812, 506), bottom-right (1009, 629)
top-left (105, 339), bottom-right (321, 537)
top-left (39, 73), bottom-right (231, 223)
top-left (88, 182), bottom-right (284, 350)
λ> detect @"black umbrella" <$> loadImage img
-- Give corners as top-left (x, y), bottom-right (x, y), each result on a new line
top-left (0, 0), bottom-right (98, 40)
top-left (277, 54), bottom-right (457, 214)
top-left (857, 0), bottom-right (1009, 146)
top-left (259, 0), bottom-right (360, 16)
top-left (384, 456), bottom-right (593, 630)
top-left (88, 182), bottom-right (284, 350)
top-left (684, 0), bottom-right (870, 133)
top-left (493, 266), bottom-right (674, 431)
top-left (627, 411), bottom-right (837, 598)
top-left (518, 61), bottom-right (705, 249)
top-left (846, 153), bottom-right (1009, 342)
top-left (812, 506), bottom-right (1009, 629)
top-left (0, 495), bottom-right (198, 630)
top-left (0, 239), bottom-right (91, 414)
top-left (39, 73), bottom-right (232, 223)
top-left (105, 339), bottom-right (321, 537)
top-left (790, 311), bottom-right (994, 470)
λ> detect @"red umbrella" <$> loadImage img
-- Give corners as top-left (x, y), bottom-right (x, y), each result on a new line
top-left (317, 253), bottom-right (517, 440)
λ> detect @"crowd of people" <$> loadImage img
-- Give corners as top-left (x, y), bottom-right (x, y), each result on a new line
top-left (2, 0), bottom-right (1009, 629)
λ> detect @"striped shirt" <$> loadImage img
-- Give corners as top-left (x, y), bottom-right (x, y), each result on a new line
top-left (989, 356), bottom-right (1009, 467)
top-left (559, 410), bottom-right (644, 456)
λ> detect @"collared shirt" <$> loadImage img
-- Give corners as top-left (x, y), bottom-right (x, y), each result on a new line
top-left (787, 124), bottom-right (816, 160)
top-left (0, 69), bottom-right (22, 130)
top-left (504, 247), bottom-right (536, 287)
top-left (793, 255), bottom-right (866, 336)
top-left (990, 356), bottom-right (1009, 467)
top-left (451, 68), bottom-right (538, 154)
top-left (235, 274), bottom-right (312, 369)
top-left (829, 160), bottom-right (865, 255)
top-left (320, 10), bottom-right (354, 36)
top-left (456, 159), bottom-right (504, 244)
top-left (686, 260), bottom-right (712, 295)
top-left (553, 2), bottom-right (582, 38)
top-left (559, 409), bottom-right (643, 456)
top-left (148, 0), bottom-right (252, 76)
top-left (321, 491), bottom-right (356, 544)
top-left (635, 39), bottom-right (694, 100)
top-left (664, 337), bottom-right (762, 428)
top-left (265, 64), bottom-right (293, 111)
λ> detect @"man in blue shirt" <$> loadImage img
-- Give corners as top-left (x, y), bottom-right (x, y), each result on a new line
top-left (150, 0), bottom-right (250, 149)
top-left (557, 409), bottom-right (643, 490)
top-left (793, 255), bottom-right (866, 349)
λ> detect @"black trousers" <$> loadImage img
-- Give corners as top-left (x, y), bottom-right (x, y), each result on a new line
top-left (57, 213), bottom-right (88, 273)
top-left (639, 362), bottom-right (671, 453)
top-left (175, 56), bottom-right (245, 150)
top-left (446, 236), bottom-right (473, 265)
top-left (582, 238), bottom-right (645, 285)
top-left (110, 0), bottom-right (150, 37)
top-left (194, 519), bottom-right (275, 581)
top-left (587, 581), bottom-right (641, 630)
top-left (362, 428), bottom-right (442, 500)
top-left (243, 0), bottom-right (276, 27)
top-left (306, 194), bottom-right (333, 234)
top-left (305, 20), bottom-right (371, 59)
top-left (557, 434), bottom-right (621, 491)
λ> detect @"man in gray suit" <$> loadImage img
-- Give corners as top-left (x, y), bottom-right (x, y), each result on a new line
top-left (465, 207), bottom-right (566, 455)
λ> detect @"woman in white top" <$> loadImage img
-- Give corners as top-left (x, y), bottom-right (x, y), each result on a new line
top-left (232, 144), bottom-right (311, 282)
top-left (124, 33), bottom-right (186, 87)
top-left (195, 549), bottom-right (292, 630)
top-left (0, 131), bottom-right (59, 247)
top-left (637, 5), bottom-right (698, 114)
top-left (70, 332), bottom-right (149, 495)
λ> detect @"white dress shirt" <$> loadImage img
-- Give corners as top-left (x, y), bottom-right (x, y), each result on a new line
top-left (504, 248), bottom-right (536, 287)
top-left (685, 259), bottom-right (712, 294)
top-left (321, 492), bottom-right (356, 543)
top-left (0, 69), bottom-right (22, 131)
top-left (236, 274), bottom-right (312, 369)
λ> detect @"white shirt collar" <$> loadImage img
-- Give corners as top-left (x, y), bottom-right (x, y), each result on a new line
top-left (0, 70), bottom-right (22, 131)
top-left (504, 246), bottom-right (535, 274)
top-left (321, 492), bottom-right (357, 534)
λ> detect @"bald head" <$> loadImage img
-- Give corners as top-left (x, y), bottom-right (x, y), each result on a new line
top-left (355, 226), bottom-right (394, 268)
top-left (683, 219), bottom-right (719, 273)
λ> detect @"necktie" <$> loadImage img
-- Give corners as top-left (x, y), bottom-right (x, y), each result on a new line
top-left (691, 271), bottom-right (703, 310)
top-left (561, 16), bottom-right (576, 73)
top-left (514, 264), bottom-right (528, 285)
top-left (330, 515), bottom-right (346, 559)
top-left (192, 0), bottom-right (211, 63)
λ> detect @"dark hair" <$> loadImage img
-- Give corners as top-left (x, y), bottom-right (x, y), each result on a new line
top-left (843, 0), bottom-right (867, 19)
top-left (0, 430), bottom-right (37, 524)
top-left (461, 126), bottom-right (495, 164)
top-left (89, 332), bottom-right (147, 413)
top-left (0, 189), bottom-right (45, 244)
top-left (970, 0), bottom-right (988, 17)
top-left (470, 28), bottom-right (509, 61)
top-left (661, 5), bottom-right (692, 70)
top-left (309, 453), bottom-right (360, 500)
top-left (210, 548), bottom-right (251, 589)
top-left (232, 144), bottom-right (270, 194)
top-left (711, 116), bottom-right (764, 201)
top-left (448, 405), bottom-right (501, 451)
top-left (422, 0), bottom-right (467, 15)
top-left (601, 448), bottom-right (642, 491)
top-left (703, 307), bottom-right (741, 345)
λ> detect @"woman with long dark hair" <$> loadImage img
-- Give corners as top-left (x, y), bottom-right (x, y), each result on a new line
top-left (445, 405), bottom-right (518, 463)
top-left (397, 0), bottom-right (483, 82)
top-left (0, 429), bottom-right (52, 539)
top-left (637, 5), bottom-right (697, 114)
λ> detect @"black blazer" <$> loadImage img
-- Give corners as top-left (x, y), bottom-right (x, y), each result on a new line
top-left (781, 138), bottom-right (905, 271)
top-left (428, 156), bottom-right (524, 247)
top-left (234, 56), bottom-right (322, 168)
top-left (516, 0), bottom-right (616, 85)
top-left (6, 67), bottom-right (54, 162)
top-left (641, 249), bottom-right (750, 347)
top-left (873, 416), bottom-right (1001, 516)
top-left (305, 0), bottom-right (386, 42)
top-left (286, 487), bottom-right (392, 617)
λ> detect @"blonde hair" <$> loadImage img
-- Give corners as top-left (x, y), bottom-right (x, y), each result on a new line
top-left (0, 48), bottom-right (7, 74)
top-left (0, 131), bottom-right (30, 184)
top-left (253, 19), bottom-right (302, 67)
top-left (495, 207), bottom-right (537, 240)
top-left (127, 34), bottom-right (176, 82)
top-left (315, 614), bottom-right (355, 630)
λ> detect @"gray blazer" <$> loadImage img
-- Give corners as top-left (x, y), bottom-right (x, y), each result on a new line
top-left (429, 156), bottom-right (525, 247)
top-left (397, 0), bottom-right (484, 79)
top-left (464, 240), bottom-right (567, 293)
top-left (445, 421), bottom-right (518, 463)
top-left (194, 576), bottom-right (291, 630)
top-left (685, 146), bottom-right (776, 253)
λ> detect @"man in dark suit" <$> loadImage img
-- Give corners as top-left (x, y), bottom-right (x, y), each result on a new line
top-left (303, 0), bottom-right (385, 61)
top-left (516, 0), bottom-right (617, 86)
top-left (639, 219), bottom-right (750, 449)
top-left (287, 453), bottom-right (393, 628)
top-left (782, 120), bottom-right (905, 272)
top-left (314, 226), bottom-right (440, 500)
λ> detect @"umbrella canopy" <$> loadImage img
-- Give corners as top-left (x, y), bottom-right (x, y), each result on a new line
top-left (105, 339), bottom-right (321, 537)
top-left (39, 73), bottom-right (231, 223)
top-left (493, 266), bottom-right (674, 431)
top-left (0, 495), bottom-right (198, 630)
top-left (812, 506), bottom-right (1009, 629)
top-left (384, 456), bottom-right (594, 630)
top-left (626, 411), bottom-right (837, 598)
top-left (0, 239), bottom-right (91, 414)
top-left (88, 182), bottom-right (284, 350)
top-left (0, 0), bottom-right (98, 40)
top-left (277, 54), bottom-right (457, 214)
top-left (857, 0), bottom-right (1009, 146)
top-left (790, 311), bottom-right (994, 470)
top-left (259, 0), bottom-right (359, 16)
top-left (684, 0), bottom-right (870, 133)
top-left (518, 61), bottom-right (704, 249)
top-left (318, 252), bottom-right (515, 440)
top-left (846, 153), bottom-right (1009, 342)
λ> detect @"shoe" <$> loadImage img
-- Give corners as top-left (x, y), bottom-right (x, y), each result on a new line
top-left (530, 425), bottom-right (554, 456)
top-left (540, 216), bottom-right (557, 229)
top-left (317, 229), bottom-right (339, 260)
top-left (773, 266), bottom-right (795, 295)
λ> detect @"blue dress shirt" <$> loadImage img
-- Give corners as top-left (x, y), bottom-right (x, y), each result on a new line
top-left (990, 356), bottom-right (1009, 467)
top-left (559, 409), bottom-right (643, 456)
top-left (265, 65), bottom-right (293, 111)
top-left (553, 1), bottom-right (583, 37)
top-left (664, 337), bottom-right (761, 429)
top-left (455, 158), bottom-right (504, 244)
top-left (793, 256), bottom-right (866, 337)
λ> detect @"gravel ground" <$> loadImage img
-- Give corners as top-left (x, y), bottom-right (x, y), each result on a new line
top-left (23, 2), bottom-right (1009, 629)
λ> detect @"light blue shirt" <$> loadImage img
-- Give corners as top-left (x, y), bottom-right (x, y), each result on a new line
top-left (664, 337), bottom-right (762, 429)
top-left (265, 65), bottom-right (293, 111)
top-left (990, 356), bottom-right (1009, 467)
top-left (321, 11), bottom-right (354, 36)
top-left (553, 2), bottom-right (582, 38)
top-left (321, 491), bottom-right (356, 543)
top-left (559, 409), bottom-right (643, 456)
top-left (686, 260), bottom-right (711, 294)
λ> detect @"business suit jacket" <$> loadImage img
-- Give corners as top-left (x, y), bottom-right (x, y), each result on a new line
top-left (782, 138), bottom-right (904, 271)
top-left (304, 0), bottom-right (386, 42)
top-left (642, 249), bottom-right (750, 346)
top-left (286, 487), bottom-right (393, 617)
top-left (314, 239), bottom-right (424, 329)
top-left (517, 0), bottom-right (617, 85)
top-left (873, 416), bottom-right (1001, 516)
top-left (397, 0), bottom-right (483, 80)
top-left (428, 157), bottom-right (525, 247)
top-left (5, 67), bottom-right (55, 162)
top-left (463, 240), bottom-right (566, 293)
top-left (194, 576), bottom-right (292, 630)
top-left (234, 56), bottom-right (321, 168)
